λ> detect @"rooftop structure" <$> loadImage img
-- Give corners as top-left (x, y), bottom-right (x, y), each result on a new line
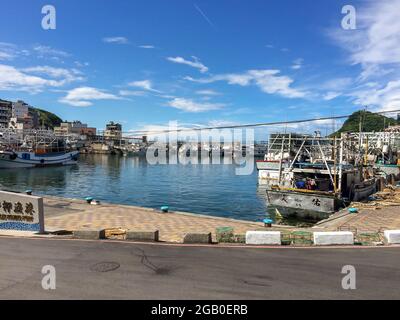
top-left (54, 121), bottom-right (96, 137)
top-left (104, 121), bottom-right (122, 140)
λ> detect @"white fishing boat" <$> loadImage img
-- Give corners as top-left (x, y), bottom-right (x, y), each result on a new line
top-left (0, 150), bottom-right (79, 168)
top-left (0, 128), bottom-right (79, 168)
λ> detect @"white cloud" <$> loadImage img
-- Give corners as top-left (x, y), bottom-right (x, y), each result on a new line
top-left (0, 64), bottom-right (77, 93)
top-left (332, 0), bottom-right (400, 69)
top-left (329, 0), bottom-right (400, 111)
top-left (138, 45), bottom-right (155, 49)
top-left (102, 37), bottom-right (129, 44)
top-left (0, 42), bottom-right (29, 60)
top-left (291, 58), bottom-right (303, 70)
top-left (321, 77), bottom-right (353, 91)
top-left (74, 61), bottom-right (90, 68)
top-left (186, 69), bottom-right (306, 98)
top-left (128, 80), bottom-right (160, 92)
top-left (167, 97), bottom-right (225, 112)
top-left (350, 81), bottom-right (400, 112)
top-left (167, 56), bottom-right (209, 73)
top-left (0, 51), bottom-right (14, 60)
top-left (195, 89), bottom-right (220, 96)
top-left (323, 92), bottom-right (341, 101)
top-left (59, 87), bottom-right (122, 107)
top-left (119, 90), bottom-right (147, 97)
top-left (22, 66), bottom-right (85, 84)
top-left (206, 119), bottom-right (239, 127)
top-left (33, 45), bottom-right (70, 58)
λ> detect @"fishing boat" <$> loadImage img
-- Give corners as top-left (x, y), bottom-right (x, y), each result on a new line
top-left (0, 129), bottom-right (79, 168)
top-left (258, 132), bottom-right (378, 219)
top-left (0, 150), bottom-right (79, 168)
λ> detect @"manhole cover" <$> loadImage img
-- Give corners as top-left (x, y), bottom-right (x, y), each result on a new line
top-left (90, 262), bottom-right (120, 272)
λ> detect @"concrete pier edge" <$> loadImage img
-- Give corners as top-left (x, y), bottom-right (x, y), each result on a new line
top-left (2, 194), bottom-right (399, 247)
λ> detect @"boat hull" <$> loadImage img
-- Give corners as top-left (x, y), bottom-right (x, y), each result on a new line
top-left (352, 180), bottom-right (376, 202)
top-left (266, 189), bottom-right (339, 216)
top-left (0, 151), bottom-right (79, 168)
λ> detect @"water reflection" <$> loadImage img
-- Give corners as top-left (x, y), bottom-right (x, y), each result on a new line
top-left (0, 154), bottom-right (268, 222)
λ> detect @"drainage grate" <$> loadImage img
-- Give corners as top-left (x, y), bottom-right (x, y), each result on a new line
top-left (90, 262), bottom-right (120, 273)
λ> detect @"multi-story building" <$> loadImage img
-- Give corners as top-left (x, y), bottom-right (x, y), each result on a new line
top-left (12, 100), bottom-right (29, 119)
top-left (8, 100), bottom-right (36, 130)
top-left (0, 99), bottom-right (12, 128)
top-left (104, 121), bottom-right (122, 140)
top-left (54, 121), bottom-right (96, 136)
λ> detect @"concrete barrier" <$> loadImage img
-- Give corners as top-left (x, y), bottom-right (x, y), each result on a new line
top-left (313, 231), bottom-right (354, 246)
top-left (126, 230), bottom-right (159, 242)
top-left (183, 233), bottom-right (212, 244)
top-left (384, 230), bottom-right (400, 244)
top-left (245, 231), bottom-right (281, 245)
top-left (73, 229), bottom-right (106, 240)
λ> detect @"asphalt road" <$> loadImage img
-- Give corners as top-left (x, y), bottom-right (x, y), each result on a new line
top-left (0, 237), bottom-right (399, 299)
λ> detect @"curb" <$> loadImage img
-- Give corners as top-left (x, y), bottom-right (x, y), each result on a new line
top-left (23, 228), bottom-right (400, 247)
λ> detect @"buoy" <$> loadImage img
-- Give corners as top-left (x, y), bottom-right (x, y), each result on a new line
top-left (348, 207), bottom-right (358, 214)
top-left (263, 218), bottom-right (273, 228)
top-left (161, 206), bottom-right (169, 213)
top-left (85, 197), bottom-right (94, 204)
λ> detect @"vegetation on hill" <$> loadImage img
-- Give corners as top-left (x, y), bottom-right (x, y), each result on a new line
top-left (31, 107), bottom-right (63, 129)
top-left (332, 110), bottom-right (399, 136)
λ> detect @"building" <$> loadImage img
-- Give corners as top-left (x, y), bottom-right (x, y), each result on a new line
top-left (54, 121), bottom-right (96, 136)
top-left (8, 117), bottom-right (35, 130)
top-left (79, 127), bottom-right (96, 136)
top-left (28, 108), bottom-right (40, 128)
top-left (104, 121), bottom-right (122, 140)
top-left (0, 99), bottom-right (12, 128)
top-left (8, 101), bottom-right (37, 130)
top-left (12, 100), bottom-right (29, 119)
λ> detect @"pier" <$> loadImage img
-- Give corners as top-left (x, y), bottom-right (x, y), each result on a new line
top-left (42, 196), bottom-right (270, 243)
top-left (10, 194), bottom-right (398, 244)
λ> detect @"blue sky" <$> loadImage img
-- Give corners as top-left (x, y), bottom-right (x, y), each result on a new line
top-left (1, 0), bottom-right (400, 138)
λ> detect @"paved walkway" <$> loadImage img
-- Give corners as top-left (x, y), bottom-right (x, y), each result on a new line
top-left (42, 196), bottom-right (400, 242)
top-left (317, 206), bottom-right (400, 233)
top-left (43, 196), bottom-right (272, 242)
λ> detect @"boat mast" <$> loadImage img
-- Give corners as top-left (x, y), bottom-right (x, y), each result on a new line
top-left (338, 134), bottom-right (344, 198)
top-left (278, 135), bottom-right (285, 186)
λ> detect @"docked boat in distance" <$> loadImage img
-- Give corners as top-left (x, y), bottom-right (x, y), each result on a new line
top-left (0, 129), bottom-right (79, 168)
top-left (0, 149), bottom-right (79, 168)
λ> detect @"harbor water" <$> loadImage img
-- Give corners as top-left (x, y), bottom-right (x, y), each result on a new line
top-left (0, 154), bottom-right (268, 222)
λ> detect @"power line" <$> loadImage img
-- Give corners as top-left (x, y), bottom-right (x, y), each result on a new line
top-left (121, 108), bottom-right (400, 136)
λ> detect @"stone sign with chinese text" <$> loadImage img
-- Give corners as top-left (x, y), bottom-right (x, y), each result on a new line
top-left (0, 190), bottom-right (44, 233)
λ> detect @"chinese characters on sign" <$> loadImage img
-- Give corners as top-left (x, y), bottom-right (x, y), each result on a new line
top-left (0, 191), bottom-right (44, 233)
top-left (0, 200), bottom-right (35, 222)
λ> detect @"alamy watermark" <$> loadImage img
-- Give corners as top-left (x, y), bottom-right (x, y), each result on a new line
top-left (341, 5), bottom-right (356, 30)
top-left (41, 265), bottom-right (56, 290)
top-left (341, 265), bottom-right (356, 290)
top-left (145, 122), bottom-right (255, 175)
top-left (42, 5), bottom-right (56, 30)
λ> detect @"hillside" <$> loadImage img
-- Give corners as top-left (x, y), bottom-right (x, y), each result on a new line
top-left (332, 110), bottom-right (399, 136)
top-left (30, 107), bottom-right (63, 129)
